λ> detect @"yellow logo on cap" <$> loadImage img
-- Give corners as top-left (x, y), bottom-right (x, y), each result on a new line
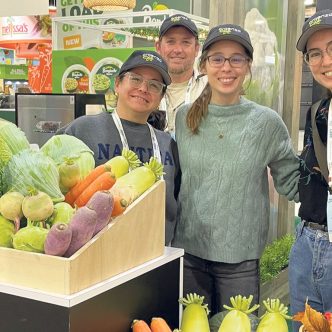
top-left (142, 54), bottom-right (154, 62)
top-left (171, 16), bottom-right (183, 22)
top-left (219, 27), bottom-right (232, 35)
top-left (309, 16), bottom-right (322, 27)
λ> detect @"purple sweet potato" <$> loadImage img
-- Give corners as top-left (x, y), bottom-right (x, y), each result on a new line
top-left (64, 206), bottom-right (97, 257)
top-left (87, 190), bottom-right (114, 236)
top-left (44, 223), bottom-right (72, 256)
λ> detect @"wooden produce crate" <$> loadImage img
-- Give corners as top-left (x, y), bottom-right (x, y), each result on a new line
top-left (0, 181), bottom-right (165, 295)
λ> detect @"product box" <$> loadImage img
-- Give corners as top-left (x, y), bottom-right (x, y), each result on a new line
top-left (0, 181), bottom-right (165, 295)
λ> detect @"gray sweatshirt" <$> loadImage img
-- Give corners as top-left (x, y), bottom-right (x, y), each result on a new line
top-left (59, 111), bottom-right (180, 244)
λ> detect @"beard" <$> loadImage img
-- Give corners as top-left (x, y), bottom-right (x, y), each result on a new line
top-left (168, 61), bottom-right (193, 75)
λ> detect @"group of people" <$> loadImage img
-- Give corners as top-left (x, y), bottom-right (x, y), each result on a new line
top-left (60, 9), bottom-right (332, 331)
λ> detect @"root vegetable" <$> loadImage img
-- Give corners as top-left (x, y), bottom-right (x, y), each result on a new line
top-left (58, 158), bottom-right (80, 192)
top-left (111, 195), bottom-right (128, 217)
top-left (22, 190), bottom-right (54, 222)
top-left (86, 191), bottom-right (114, 236)
top-left (64, 206), bottom-right (97, 257)
top-left (0, 215), bottom-right (15, 248)
top-left (12, 221), bottom-right (49, 253)
top-left (179, 293), bottom-right (210, 332)
top-left (132, 320), bottom-right (152, 332)
top-left (0, 191), bottom-right (24, 232)
top-left (74, 172), bottom-right (116, 207)
top-left (44, 223), bottom-right (72, 256)
top-left (110, 157), bottom-right (163, 204)
top-left (150, 317), bottom-right (172, 332)
top-left (48, 202), bottom-right (75, 226)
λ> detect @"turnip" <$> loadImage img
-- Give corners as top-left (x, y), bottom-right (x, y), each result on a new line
top-left (44, 223), bottom-right (72, 256)
top-left (22, 190), bottom-right (54, 223)
top-left (48, 202), bottom-right (75, 226)
top-left (0, 215), bottom-right (15, 248)
top-left (0, 191), bottom-right (24, 231)
top-left (58, 158), bottom-right (80, 193)
top-left (12, 221), bottom-right (49, 253)
top-left (64, 206), bottom-right (97, 257)
top-left (87, 190), bottom-right (114, 236)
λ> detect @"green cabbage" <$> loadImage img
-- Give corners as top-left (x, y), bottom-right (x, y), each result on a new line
top-left (40, 135), bottom-right (95, 179)
top-left (2, 149), bottom-right (64, 202)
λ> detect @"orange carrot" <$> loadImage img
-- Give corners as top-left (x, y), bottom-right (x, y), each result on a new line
top-left (65, 164), bottom-right (111, 206)
top-left (74, 172), bottom-right (116, 207)
top-left (150, 317), bottom-right (172, 332)
top-left (132, 320), bottom-right (152, 332)
top-left (111, 195), bottom-right (128, 217)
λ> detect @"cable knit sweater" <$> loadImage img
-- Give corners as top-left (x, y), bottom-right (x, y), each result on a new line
top-left (172, 97), bottom-right (300, 263)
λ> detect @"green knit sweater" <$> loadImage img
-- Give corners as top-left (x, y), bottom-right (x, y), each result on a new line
top-left (172, 97), bottom-right (300, 263)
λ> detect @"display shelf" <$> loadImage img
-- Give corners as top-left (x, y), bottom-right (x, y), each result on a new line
top-left (0, 247), bottom-right (184, 332)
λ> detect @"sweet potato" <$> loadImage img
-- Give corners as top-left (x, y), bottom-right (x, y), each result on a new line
top-left (64, 206), bottom-right (97, 257)
top-left (44, 223), bottom-right (72, 256)
top-left (87, 190), bottom-right (114, 236)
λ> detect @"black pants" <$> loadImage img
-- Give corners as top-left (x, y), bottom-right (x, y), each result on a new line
top-left (183, 253), bottom-right (260, 316)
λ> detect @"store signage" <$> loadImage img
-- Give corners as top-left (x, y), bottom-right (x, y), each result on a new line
top-left (0, 16), bottom-right (52, 44)
top-left (0, 64), bottom-right (28, 80)
top-left (2, 0), bottom-right (49, 17)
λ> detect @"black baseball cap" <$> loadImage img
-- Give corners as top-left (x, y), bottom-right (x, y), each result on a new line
top-left (297, 9), bottom-right (332, 52)
top-left (159, 14), bottom-right (198, 38)
top-left (118, 50), bottom-right (171, 85)
top-left (202, 24), bottom-right (253, 59)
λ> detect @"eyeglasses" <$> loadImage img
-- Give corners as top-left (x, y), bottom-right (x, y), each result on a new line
top-left (207, 54), bottom-right (249, 68)
top-left (124, 72), bottom-right (165, 94)
top-left (304, 42), bottom-right (332, 66)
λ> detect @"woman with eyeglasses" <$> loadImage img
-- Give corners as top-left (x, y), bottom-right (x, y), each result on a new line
top-left (289, 9), bottom-right (332, 331)
top-left (60, 50), bottom-right (180, 245)
top-left (172, 24), bottom-right (300, 314)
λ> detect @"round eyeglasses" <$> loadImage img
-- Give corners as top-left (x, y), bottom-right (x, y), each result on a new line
top-left (207, 54), bottom-right (249, 68)
top-left (304, 42), bottom-right (332, 66)
top-left (124, 72), bottom-right (165, 94)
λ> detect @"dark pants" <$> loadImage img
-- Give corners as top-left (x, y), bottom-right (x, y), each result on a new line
top-left (183, 253), bottom-right (260, 316)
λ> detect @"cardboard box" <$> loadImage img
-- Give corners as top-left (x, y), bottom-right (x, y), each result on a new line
top-left (0, 181), bottom-right (165, 295)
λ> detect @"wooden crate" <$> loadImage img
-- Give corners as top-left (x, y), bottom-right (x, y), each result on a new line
top-left (0, 181), bottom-right (165, 295)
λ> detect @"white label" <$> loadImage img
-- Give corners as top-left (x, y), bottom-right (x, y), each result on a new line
top-left (327, 193), bottom-right (332, 242)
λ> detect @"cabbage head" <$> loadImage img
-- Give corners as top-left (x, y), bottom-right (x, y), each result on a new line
top-left (41, 135), bottom-right (95, 179)
top-left (2, 149), bottom-right (64, 202)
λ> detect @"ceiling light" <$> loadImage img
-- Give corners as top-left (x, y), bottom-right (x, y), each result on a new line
top-left (82, 0), bottom-right (136, 11)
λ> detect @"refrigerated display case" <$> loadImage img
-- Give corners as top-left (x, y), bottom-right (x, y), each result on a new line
top-left (15, 93), bottom-right (106, 146)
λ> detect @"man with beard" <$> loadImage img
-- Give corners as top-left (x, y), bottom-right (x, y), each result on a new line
top-left (155, 14), bottom-right (207, 134)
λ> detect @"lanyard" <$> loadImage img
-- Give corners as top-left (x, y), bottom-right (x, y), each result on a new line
top-left (326, 99), bottom-right (332, 241)
top-left (111, 111), bottom-right (162, 165)
top-left (160, 74), bottom-right (195, 112)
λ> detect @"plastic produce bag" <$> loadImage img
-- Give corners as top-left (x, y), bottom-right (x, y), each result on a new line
top-left (2, 149), bottom-right (64, 202)
top-left (41, 134), bottom-right (95, 179)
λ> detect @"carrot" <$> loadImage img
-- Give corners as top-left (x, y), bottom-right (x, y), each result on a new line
top-left (111, 195), bottom-right (128, 217)
top-left (132, 320), bottom-right (152, 332)
top-left (65, 164), bottom-right (111, 206)
top-left (74, 172), bottom-right (116, 207)
top-left (150, 317), bottom-right (172, 332)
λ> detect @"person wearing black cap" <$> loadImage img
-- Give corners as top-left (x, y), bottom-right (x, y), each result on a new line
top-left (59, 50), bottom-right (180, 245)
top-left (172, 24), bottom-right (300, 314)
top-left (289, 9), bottom-right (332, 331)
top-left (155, 14), bottom-right (207, 134)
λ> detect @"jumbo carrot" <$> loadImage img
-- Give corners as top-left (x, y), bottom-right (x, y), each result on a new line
top-left (132, 320), bottom-right (152, 332)
top-left (150, 317), bottom-right (172, 332)
top-left (65, 164), bottom-right (111, 206)
top-left (74, 172), bottom-right (116, 207)
top-left (111, 195), bottom-right (128, 217)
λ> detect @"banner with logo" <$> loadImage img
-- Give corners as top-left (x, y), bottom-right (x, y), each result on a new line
top-left (52, 48), bottom-right (152, 107)
top-left (0, 64), bottom-right (28, 80)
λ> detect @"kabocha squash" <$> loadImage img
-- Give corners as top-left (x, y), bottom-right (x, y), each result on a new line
top-left (257, 298), bottom-right (291, 332)
top-left (218, 295), bottom-right (260, 332)
top-left (179, 293), bottom-right (210, 332)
